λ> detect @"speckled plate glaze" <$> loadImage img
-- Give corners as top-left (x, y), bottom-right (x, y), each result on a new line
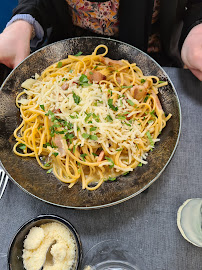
top-left (0, 37), bottom-right (181, 209)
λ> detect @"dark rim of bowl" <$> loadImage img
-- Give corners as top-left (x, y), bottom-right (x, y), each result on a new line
top-left (7, 214), bottom-right (83, 270)
top-left (0, 36), bottom-right (181, 210)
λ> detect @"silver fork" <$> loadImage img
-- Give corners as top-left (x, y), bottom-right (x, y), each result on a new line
top-left (0, 169), bottom-right (9, 199)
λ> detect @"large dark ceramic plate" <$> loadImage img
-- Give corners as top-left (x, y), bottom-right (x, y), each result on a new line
top-left (0, 37), bottom-right (181, 209)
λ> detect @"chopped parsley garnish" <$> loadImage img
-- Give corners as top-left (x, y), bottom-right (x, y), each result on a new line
top-left (89, 135), bottom-right (98, 141)
top-left (69, 115), bottom-right (78, 119)
top-left (75, 51), bottom-right (83, 56)
top-left (89, 71), bottom-right (93, 75)
top-left (40, 105), bottom-right (45, 111)
top-left (85, 113), bottom-right (92, 122)
top-left (141, 79), bottom-right (146, 83)
top-left (90, 127), bottom-right (97, 132)
top-left (148, 120), bottom-right (153, 124)
top-left (92, 153), bottom-right (98, 157)
top-left (82, 133), bottom-right (97, 140)
top-left (138, 163), bottom-right (142, 167)
top-left (79, 74), bottom-right (91, 87)
top-left (123, 171), bottom-right (130, 175)
top-left (108, 177), bottom-right (116, 181)
top-left (43, 142), bottom-right (57, 148)
top-left (120, 100), bottom-right (123, 106)
top-left (45, 110), bottom-right (54, 117)
top-left (57, 62), bottom-right (63, 68)
top-left (38, 125), bottom-right (43, 130)
top-left (92, 113), bottom-right (100, 122)
top-left (19, 143), bottom-right (26, 150)
top-left (150, 110), bottom-right (155, 116)
top-left (124, 122), bottom-right (131, 127)
top-left (80, 153), bottom-right (87, 161)
top-left (144, 94), bottom-right (150, 103)
top-left (126, 99), bottom-right (135, 106)
top-left (121, 85), bottom-right (133, 89)
top-left (44, 162), bottom-right (51, 167)
top-left (108, 89), bottom-right (112, 96)
top-left (49, 127), bottom-right (56, 137)
top-left (62, 78), bottom-right (67, 81)
top-left (116, 148), bottom-right (122, 151)
top-left (52, 152), bottom-right (58, 157)
top-left (73, 92), bottom-right (81, 105)
top-left (55, 118), bottom-right (67, 125)
top-left (65, 133), bottom-right (74, 143)
top-left (105, 115), bottom-right (113, 122)
top-left (105, 157), bottom-right (114, 168)
top-left (73, 145), bottom-right (76, 153)
top-left (94, 65), bottom-right (98, 69)
top-left (158, 80), bottom-right (165, 84)
top-left (45, 110), bottom-right (55, 121)
top-left (43, 142), bottom-right (51, 148)
top-left (82, 133), bottom-right (90, 139)
top-left (47, 168), bottom-right (53, 173)
top-left (67, 122), bottom-right (74, 130)
top-left (108, 99), bottom-right (118, 111)
top-left (146, 131), bottom-right (154, 147)
top-left (51, 123), bottom-right (61, 128)
top-left (56, 130), bottom-right (66, 134)
top-left (116, 115), bottom-right (126, 120)
top-left (69, 69), bottom-right (73, 73)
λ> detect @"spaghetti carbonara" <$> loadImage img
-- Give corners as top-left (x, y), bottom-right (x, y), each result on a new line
top-left (13, 45), bottom-right (171, 190)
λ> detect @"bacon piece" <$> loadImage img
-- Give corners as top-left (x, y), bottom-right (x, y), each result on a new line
top-left (126, 114), bottom-right (133, 120)
top-left (130, 80), bottom-right (150, 100)
top-left (86, 70), bottom-right (106, 83)
top-left (97, 150), bottom-right (105, 162)
top-left (151, 91), bottom-right (162, 111)
top-left (131, 86), bottom-right (147, 100)
top-left (52, 134), bottom-right (66, 157)
top-left (61, 82), bottom-right (69, 90)
top-left (100, 56), bottom-right (124, 67)
top-left (52, 108), bottom-right (61, 114)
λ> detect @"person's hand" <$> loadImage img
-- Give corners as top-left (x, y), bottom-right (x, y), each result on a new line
top-left (181, 23), bottom-right (202, 81)
top-left (0, 20), bottom-right (32, 69)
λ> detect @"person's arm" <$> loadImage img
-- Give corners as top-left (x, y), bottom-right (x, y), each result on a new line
top-left (0, 0), bottom-right (71, 69)
top-left (180, 1), bottom-right (202, 80)
top-left (0, 20), bottom-right (32, 69)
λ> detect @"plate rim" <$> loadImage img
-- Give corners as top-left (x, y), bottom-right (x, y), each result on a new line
top-left (0, 36), bottom-right (182, 209)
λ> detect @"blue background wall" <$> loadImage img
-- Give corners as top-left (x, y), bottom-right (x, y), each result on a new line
top-left (0, 1), bottom-right (18, 32)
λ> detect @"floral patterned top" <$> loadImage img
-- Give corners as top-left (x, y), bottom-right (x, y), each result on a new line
top-left (66, 0), bottom-right (161, 52)
top-left (66, 0), bottom-right (120, 37)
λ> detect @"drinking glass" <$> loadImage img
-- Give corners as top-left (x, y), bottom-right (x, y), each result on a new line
top-left (82, 240), bottom-right (147, 270)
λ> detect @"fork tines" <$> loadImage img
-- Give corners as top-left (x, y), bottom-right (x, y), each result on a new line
top-left (0, 169), bottom-right (9, 199)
